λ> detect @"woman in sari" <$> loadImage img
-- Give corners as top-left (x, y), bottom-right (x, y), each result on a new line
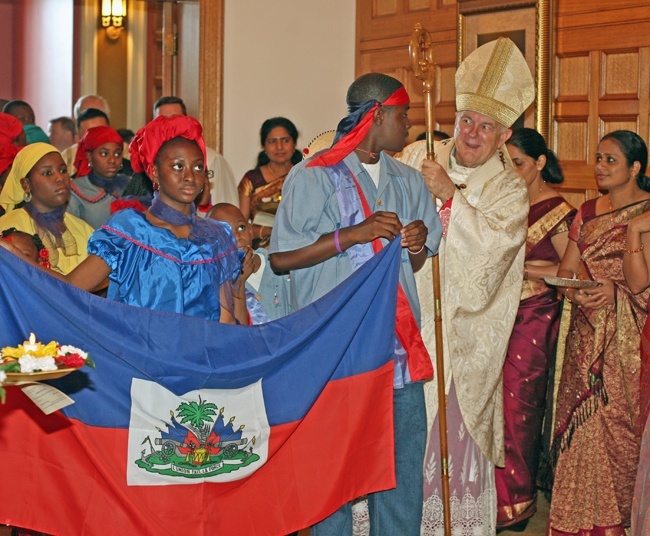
top-left (623, 157), bottom-right (650, 535)
top-left (549, 130), bottom-right (650, 535)
top-left (495, 128), bottom-right (576, 529)
top-left (238, 117), bottom-right (301, 248)
top-left (0, 142), bottom-right (93, 274)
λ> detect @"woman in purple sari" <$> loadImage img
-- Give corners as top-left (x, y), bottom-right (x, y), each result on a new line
top-left (495, 128), bottom-right (576, 529)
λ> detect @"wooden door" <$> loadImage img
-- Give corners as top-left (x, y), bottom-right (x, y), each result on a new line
top-left (144, 0), bottom-right (223, 150)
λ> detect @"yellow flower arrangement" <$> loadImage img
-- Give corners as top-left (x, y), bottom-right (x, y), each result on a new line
top-left (1, 339), bottom-right (59, 360)
top-left (0, 332), bottom-right (94, 377)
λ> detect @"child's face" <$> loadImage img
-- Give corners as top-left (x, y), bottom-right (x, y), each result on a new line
top-left (210, 205), bottom-right (253, 249)
top-left (8, 233), bottom-right (39, 262)
top-left (88, 142), bottom-right (123, 179)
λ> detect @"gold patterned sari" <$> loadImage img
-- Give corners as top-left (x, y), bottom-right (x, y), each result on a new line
top-left (237, 168), bottom-right (286, 219)
top-left (549, 198), bottom-right (650, 535)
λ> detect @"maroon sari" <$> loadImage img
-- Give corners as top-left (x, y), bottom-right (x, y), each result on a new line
top-left (496, 197), bottom-right (575, 528)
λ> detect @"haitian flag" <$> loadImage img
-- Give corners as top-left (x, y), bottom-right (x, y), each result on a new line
top-left (0, 238), bottom-right (402, 536)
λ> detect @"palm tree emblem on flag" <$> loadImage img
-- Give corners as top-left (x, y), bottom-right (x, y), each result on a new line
top-left (135, 396), bottom-right (258, 479)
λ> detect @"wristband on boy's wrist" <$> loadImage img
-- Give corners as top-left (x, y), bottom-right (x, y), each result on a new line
top-left (333, 229), bottom-right (344, 254)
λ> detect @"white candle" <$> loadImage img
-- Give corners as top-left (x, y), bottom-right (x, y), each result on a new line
top-left (23, 332), bottom-right (38, 352)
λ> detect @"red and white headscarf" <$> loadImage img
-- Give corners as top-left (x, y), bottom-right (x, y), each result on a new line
top-left (129, 115), bottom-right (206, 179)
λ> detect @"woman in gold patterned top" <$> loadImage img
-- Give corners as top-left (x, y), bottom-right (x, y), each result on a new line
top-left (238, 117), bottom-right (301, 248)
top-left (495, 128), bottom-right (576, 530)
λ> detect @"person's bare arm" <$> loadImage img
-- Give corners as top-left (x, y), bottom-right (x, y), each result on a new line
top-left (557, 239), bottom-right (608, 309)
top-left (220, 290), bottom-right (249, 325)
top-left (239, 191), bottom-right (251, 221)
top-left (0, 238), bottom-right (111, 291)
top-left (624, 211), bottom-right (650, 294)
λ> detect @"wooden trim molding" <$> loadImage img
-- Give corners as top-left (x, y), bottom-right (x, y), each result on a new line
top-left (199, 0), bottom-right (224, 151)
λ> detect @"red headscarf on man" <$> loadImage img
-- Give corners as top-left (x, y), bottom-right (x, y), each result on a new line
top-left (129, 115), bottom-right (206, 179)
top-left (74, 126), bottom-right (124, 178)
top-left (306, 86), bottom-right (410, 168)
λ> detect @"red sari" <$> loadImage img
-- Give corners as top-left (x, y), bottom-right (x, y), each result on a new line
top-left (496, 197), bottom-right (575, 528)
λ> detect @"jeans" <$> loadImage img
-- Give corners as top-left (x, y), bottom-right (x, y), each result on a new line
top-left (311, 381), bottom-right (426, 536)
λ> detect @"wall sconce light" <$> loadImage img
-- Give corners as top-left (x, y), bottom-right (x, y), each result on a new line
top-left (101, 0), bottom-right (127, 40)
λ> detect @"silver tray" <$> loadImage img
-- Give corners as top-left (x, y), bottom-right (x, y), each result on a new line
top-left (544, 276), bottom-right (603, 289)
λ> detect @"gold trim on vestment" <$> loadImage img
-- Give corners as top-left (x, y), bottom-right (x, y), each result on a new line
top-left (456, 94), bottom-right (519, 129)
top-left (478, 38), bottom-right (511, 101)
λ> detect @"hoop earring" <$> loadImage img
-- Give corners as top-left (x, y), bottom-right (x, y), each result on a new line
top-left (23, 191), bottom-right (32, 203)
top-left (153, 182), bottom-right (159, 191)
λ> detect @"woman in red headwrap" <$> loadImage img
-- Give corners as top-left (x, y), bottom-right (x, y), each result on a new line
top-left (0, 116), bottom-right (249, 323)
top-left (68, 126), bottom-right (131, 228)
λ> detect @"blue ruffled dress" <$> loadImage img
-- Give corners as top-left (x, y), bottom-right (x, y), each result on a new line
top-left (88, 209), bottom-right (240, 321)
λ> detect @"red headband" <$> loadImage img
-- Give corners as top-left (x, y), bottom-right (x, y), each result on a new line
top-left (307, 86), bottom-right (410, 168)
top-left (74, 126), bottom-right (124, 178)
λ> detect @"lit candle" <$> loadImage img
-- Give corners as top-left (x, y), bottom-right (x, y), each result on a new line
top-left (23, 332), bottom-right (38, 352)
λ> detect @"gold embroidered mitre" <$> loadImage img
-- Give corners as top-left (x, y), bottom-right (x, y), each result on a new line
top-left (455, 37), bottom-right (535, 128)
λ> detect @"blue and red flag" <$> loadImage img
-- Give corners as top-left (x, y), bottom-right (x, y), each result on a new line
top-left (0, 238), bottom-right (402, 535)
